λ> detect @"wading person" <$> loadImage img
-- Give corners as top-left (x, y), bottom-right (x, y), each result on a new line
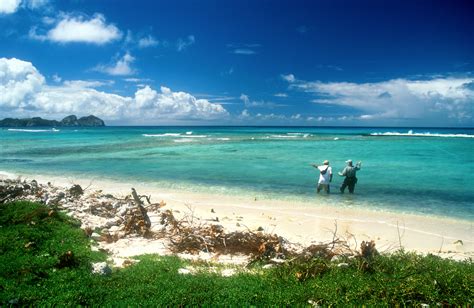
top-left (311, 160), bottom-right (333, 194)
top-left (338, 160), bottom-right (362, 194)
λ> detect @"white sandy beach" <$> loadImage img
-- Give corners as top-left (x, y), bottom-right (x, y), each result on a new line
top-left (2, 171), bottom-right (473, 262)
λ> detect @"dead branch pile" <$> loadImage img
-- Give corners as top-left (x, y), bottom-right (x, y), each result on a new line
top-left (159, 209), bottom-right (286, 258)
top-left (156, 208), bottom-right (352, 262)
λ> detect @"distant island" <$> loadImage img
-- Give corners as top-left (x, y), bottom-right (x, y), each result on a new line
top-left (0, 115), bottom-right (105, 127)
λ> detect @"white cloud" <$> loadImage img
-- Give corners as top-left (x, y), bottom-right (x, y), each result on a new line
top-left (0, 57), bottom-right (45, 108)
top-left (138, 35), bottom-right (159, 48)
top-left (63, 80), bottom-right (113, 88)
top-left (239, 93), bottom-right (266, 107)
top-left (0, 57), bottom-right (229, 123)
top-left (233, 49), bottom-right (256, 55)
top-left (124, 77), bottom-right (152, 83)
top-left (274, 93), bottom-right (288, 98)
top-left (0, 0), bottom-right (21, 14)
top-left (23, 0), bottom-right (49, 10)
top-left (41, 16), bottom-right (55, 25)
top-left (52, 74), bottom-right (61, 83)
top-left (240, 109), bottom-right (250, 118)
top-left (134, 86), bottom-right (227, 119)
top-left (177, 35), bottom-right (195, 51)
top-left (94, 52), bottom-right (135, 76)
top-left (239, 93), bottom-right (250, 105)
top-left (239, 93), bottom-right (284, 108)
top-left (227, 43), bottom-right (261, 55)
top-left (30, 13), bottom-right (121, 44)
top-left (281, 74), bottom-right (296, 83)
top-left (284, 74), bottom-right (474, 124)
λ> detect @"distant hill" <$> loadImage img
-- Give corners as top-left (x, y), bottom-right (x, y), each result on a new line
top-left (0, 115), bottom-right (105, 127)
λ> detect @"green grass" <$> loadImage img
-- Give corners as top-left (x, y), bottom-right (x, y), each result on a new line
top-left (1, 201), bottom-right (473, 306)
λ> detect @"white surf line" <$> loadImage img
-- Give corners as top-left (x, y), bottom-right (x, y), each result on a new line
top-left (370, 132), bottom-right (474, 138)
top-left (8, 128), bottom-right (60, 132)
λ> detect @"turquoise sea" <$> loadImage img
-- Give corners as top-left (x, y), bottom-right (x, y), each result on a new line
top-left (1, 126), bottom-right (473, 221)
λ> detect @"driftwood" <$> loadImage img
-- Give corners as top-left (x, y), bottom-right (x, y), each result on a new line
top-left (120, 188), bottom-right (152, 237)
top-left (131, 188), bottom-right (151, 228)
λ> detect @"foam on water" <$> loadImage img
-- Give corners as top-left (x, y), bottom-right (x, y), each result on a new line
top-left (173, 139), bottom-right (195, 143)
top-left (8, 128), bottom-right (60, 133)
top-left (180, 135), bottom-right (208, 138)
top-left (143, 133), bottom-right (181, 137)
top-left (370, 130), bottom-right (474, 138)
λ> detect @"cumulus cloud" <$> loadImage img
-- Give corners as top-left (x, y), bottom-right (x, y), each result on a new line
top-left (284, 74), bottom-right (474, 124)
top-left (176, 35), bottom-right (195, 51)
top-left (0, 0), bottom-right (21, 14)
top-left (30, 13), bottom-right (121, 44)
top-left (0, 57), bottom-right (229, 123)
top-left (0, 57), bottom-right (45, 108)
top-left (94, 52), bottom-right (135, 76)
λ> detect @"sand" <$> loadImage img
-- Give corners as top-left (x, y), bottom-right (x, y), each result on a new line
top-left (2, 171), bottom-right (473, 262)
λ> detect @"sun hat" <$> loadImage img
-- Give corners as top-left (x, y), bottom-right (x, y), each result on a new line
top-left (345, 159), bottom-right (352, 164)
top-left (323, 160), bottom-right (329, 165)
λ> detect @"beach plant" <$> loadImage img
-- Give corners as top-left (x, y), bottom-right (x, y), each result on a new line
top-left (1, 200), bottom-right (472, 306)
top-left (0, 201), bottom-right (106, 305)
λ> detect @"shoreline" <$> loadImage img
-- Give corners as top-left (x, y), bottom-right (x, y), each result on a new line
top-left (1, 170), bottom-right (473, 261)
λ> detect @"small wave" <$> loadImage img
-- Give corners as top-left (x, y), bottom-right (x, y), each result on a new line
top-left (143, 133), bottom-right (181, 137)
top-left (370, 131), bottom-right (474, 138)
top-left (180, 135), bottom-right (208, 138)
top-left (210, 137), bottom-right (230, 141)
top-left (268, 134), bottom-right (299, 139)
top-left (8, 128), bottom-right (60, 133)
top-left (185, 131), bottom-right (193, 135)
top-left (173, 139), bottom-right (195, 143)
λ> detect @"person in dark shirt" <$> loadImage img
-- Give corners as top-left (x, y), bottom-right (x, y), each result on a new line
top-left (338, 160), bottom-right (361, 194)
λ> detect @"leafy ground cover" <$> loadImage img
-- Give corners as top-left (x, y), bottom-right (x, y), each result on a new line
top-left (1, 201), bottom-right (472, 306)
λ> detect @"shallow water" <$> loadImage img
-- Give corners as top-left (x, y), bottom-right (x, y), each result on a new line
top-left (1, 126), bottom-right (473, 221)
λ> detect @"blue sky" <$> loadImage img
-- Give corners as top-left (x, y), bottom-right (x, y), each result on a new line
top-left (1, 0), bottom-right (473, 126)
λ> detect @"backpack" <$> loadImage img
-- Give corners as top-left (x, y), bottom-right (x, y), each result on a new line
top-left (320, 166), bottom-right (329, 175)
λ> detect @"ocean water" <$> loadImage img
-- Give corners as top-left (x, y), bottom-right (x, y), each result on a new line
top-left (1, 126), bottom-right (473, 221)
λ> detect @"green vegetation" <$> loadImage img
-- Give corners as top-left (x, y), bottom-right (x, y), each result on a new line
top-left (1, 201), bottom-right (473, 306)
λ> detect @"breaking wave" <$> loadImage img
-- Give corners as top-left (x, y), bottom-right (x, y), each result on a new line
top-left (8, 128), bottom-right (60, 133)
top-left (142, 133), bottom-right (181, 137)
top-left (370, 130), bottom-right (474, 138)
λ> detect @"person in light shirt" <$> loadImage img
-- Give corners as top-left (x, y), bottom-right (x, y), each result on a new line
top-left (311, 160), bottom-right (333, 194)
